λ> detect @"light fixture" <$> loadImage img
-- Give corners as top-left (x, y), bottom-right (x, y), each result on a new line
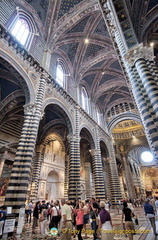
top-left (84, 38), bottom-right (89, 44)
top-left (150, 42), bottom-right (154, 47)
top-left (141, 151), bottom-right (153, 163)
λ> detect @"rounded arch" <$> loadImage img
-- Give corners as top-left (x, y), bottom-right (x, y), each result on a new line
top-left (107, 112), bottom-right (142, 133)
top-left (46, 170), bottom-right (60, 201)
top-left (100, 140), bottom-right (110, 159)
top-left (0, 51), bottom-right (35, 104)
top-left (42, 133), bottom-right (65, 152)
top-left (47, 170), bottom-right (59, 182)
top-left (79, 126), bottom-right (95, 149)
top-left (42, 99), bottom-right (74, 134)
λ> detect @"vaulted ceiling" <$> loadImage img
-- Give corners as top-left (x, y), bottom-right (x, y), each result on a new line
top-left (19, 0), bottom-right (158, 114)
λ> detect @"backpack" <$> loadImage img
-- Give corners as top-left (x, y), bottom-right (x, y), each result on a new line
top-left (55, 206), bottom-right (61, 222)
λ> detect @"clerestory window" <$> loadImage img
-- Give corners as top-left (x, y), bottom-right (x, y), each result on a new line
top-left (56, 63), bottom-right (64, 87)
top-left (11, 18), bottom-right (29, 46)
top-left (8, 10), bottom-right (37, 50)
top-left (81, 87), bottom-right (89, 113)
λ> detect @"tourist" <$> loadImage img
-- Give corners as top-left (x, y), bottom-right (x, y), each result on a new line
top-left (144, 198), bottom-right (157, 236)
top-left (89, 198), bottom-right (99, 240)
top-left (49, 201), bottom-right (61, 229)
top-left (32, 201), bottom-right (40, 234)
top-left (60, 198), bottom-right (72, 240)
top-left (154, 197), bottom-right (158, 215)
top-left (122, 201), bottom-right (134, 240)
top-left (39, 205), bottom-right (48, 235)
top-left (25, 201), bottom-right (30, 224)
top-left (98, 201), bottom-right (114, 240)
top-left (83, 200), bottom-right (90, 239)
top-left (0, 205), bottom-right (6, 237)
top-left (75, 201), bottom-right (84, 240)
top-left (28, 200), bottom-right (33, 223)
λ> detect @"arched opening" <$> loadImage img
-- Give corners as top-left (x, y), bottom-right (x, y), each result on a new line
top-left (46, 171), bottom-right (60, 201)
top-left (35, 104), bottom-right (72, 201)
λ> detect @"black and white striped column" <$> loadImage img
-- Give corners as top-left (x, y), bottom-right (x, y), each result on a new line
top-left (91, 149), bottom-right (105, 199)
top-left (90, 127), bottom-right (106, 199)
top-left (135, 56), bottom-right (158, 119)
top-left (68, 106), bottom-right (81, 200)
top-left (30, 145), bottom-right (44, 200)
top-left (107, 148), bottom-right (122, 203)
top-left (5, 73), bottom-right (47, 213)
top-left (122, 156), bottom-right (136, 199)
top-left (68, 134), bottom-right (81, 200)
top-left (115, 30), bottom-right (158, 154)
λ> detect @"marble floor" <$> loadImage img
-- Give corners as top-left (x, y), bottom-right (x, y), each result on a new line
top-left (5, 207), bottom-right (158, 240)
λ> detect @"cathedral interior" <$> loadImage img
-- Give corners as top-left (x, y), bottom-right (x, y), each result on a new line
top-left (0, 0), bottom-right (158, 213)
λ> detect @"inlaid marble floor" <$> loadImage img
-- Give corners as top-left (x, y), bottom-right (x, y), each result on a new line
top-left (6, 207), bottom-right (158, 240)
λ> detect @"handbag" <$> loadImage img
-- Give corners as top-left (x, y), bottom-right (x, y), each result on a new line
top-left (135, 217), bottom-right (139, 225)
top-left (39, 210), bottom-right (44, 222)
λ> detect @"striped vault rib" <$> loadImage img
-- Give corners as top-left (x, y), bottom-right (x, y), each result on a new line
top-left (5, 74), bottom-right (47, 213)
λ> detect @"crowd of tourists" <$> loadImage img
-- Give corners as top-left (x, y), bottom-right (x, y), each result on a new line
top-left (1, 196), bottom-right (158, 239)
top-left (23, 196), bottom-right (158, 240)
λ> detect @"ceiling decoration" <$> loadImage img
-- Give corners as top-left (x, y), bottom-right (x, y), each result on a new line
top-left (147, 0), bottom-right (158, 12)
top-left (24, 0), bottom-right (49, 24)
top-left (67, 15), bottom-right (90, 33)
top-left (83, 74), bottom-right (96, 87)
top-left (83, 44), bottom-right (105, 60)
top-left (59, 42), bottom-right (79, 63)
top-left (58, 0), bottom-right (84, 19)
top-left (12, 0), bottom-right (157, 115)
top-left (93, 18), bottom-right (110, 37)
top-left (99, 74), bottom-right (116, 85)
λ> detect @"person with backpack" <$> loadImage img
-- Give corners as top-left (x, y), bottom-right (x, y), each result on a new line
top-left (49, 201), bottom-right (61, 229)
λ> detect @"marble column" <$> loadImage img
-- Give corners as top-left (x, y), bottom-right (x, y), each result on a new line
top-left (91, 149), bottom-right (105, 199)
top-left (108, 147), bottom-right (122, 203)
top-left (68, 134), bottom-right (81, 200)
top-left (30, 144), bottom-right (44, 200)
top-left (85, 162), bottom-right (91, 199)
top-left (5, 72), bottom-right (47, 213)
top-left (122, 156), bottom-right (136, 199)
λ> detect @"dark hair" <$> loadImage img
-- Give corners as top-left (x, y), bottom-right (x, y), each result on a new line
top-left (35, 201), bottom-right (40, 207)
top-left (123, 201), bottom-right (128, 208)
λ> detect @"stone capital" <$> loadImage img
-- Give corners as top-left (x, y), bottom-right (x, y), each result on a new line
top-left (125, 43), bottom-right (154, 66)
top-left (67, 134), bottom-right (80, 142)
top-left (41, 71), bottom-right (51, 83)
top-left (24, 103), bottom-right (36, 115)
top-left (90, 149), bottom-right (100, 156)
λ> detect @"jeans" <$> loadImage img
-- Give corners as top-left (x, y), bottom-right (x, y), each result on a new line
top-left (148, 217), bottom-right (157, 235)
top-left (77, 224), bottom-right (83, 240)
top-left (91, 220), bottom-right (98, 240)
